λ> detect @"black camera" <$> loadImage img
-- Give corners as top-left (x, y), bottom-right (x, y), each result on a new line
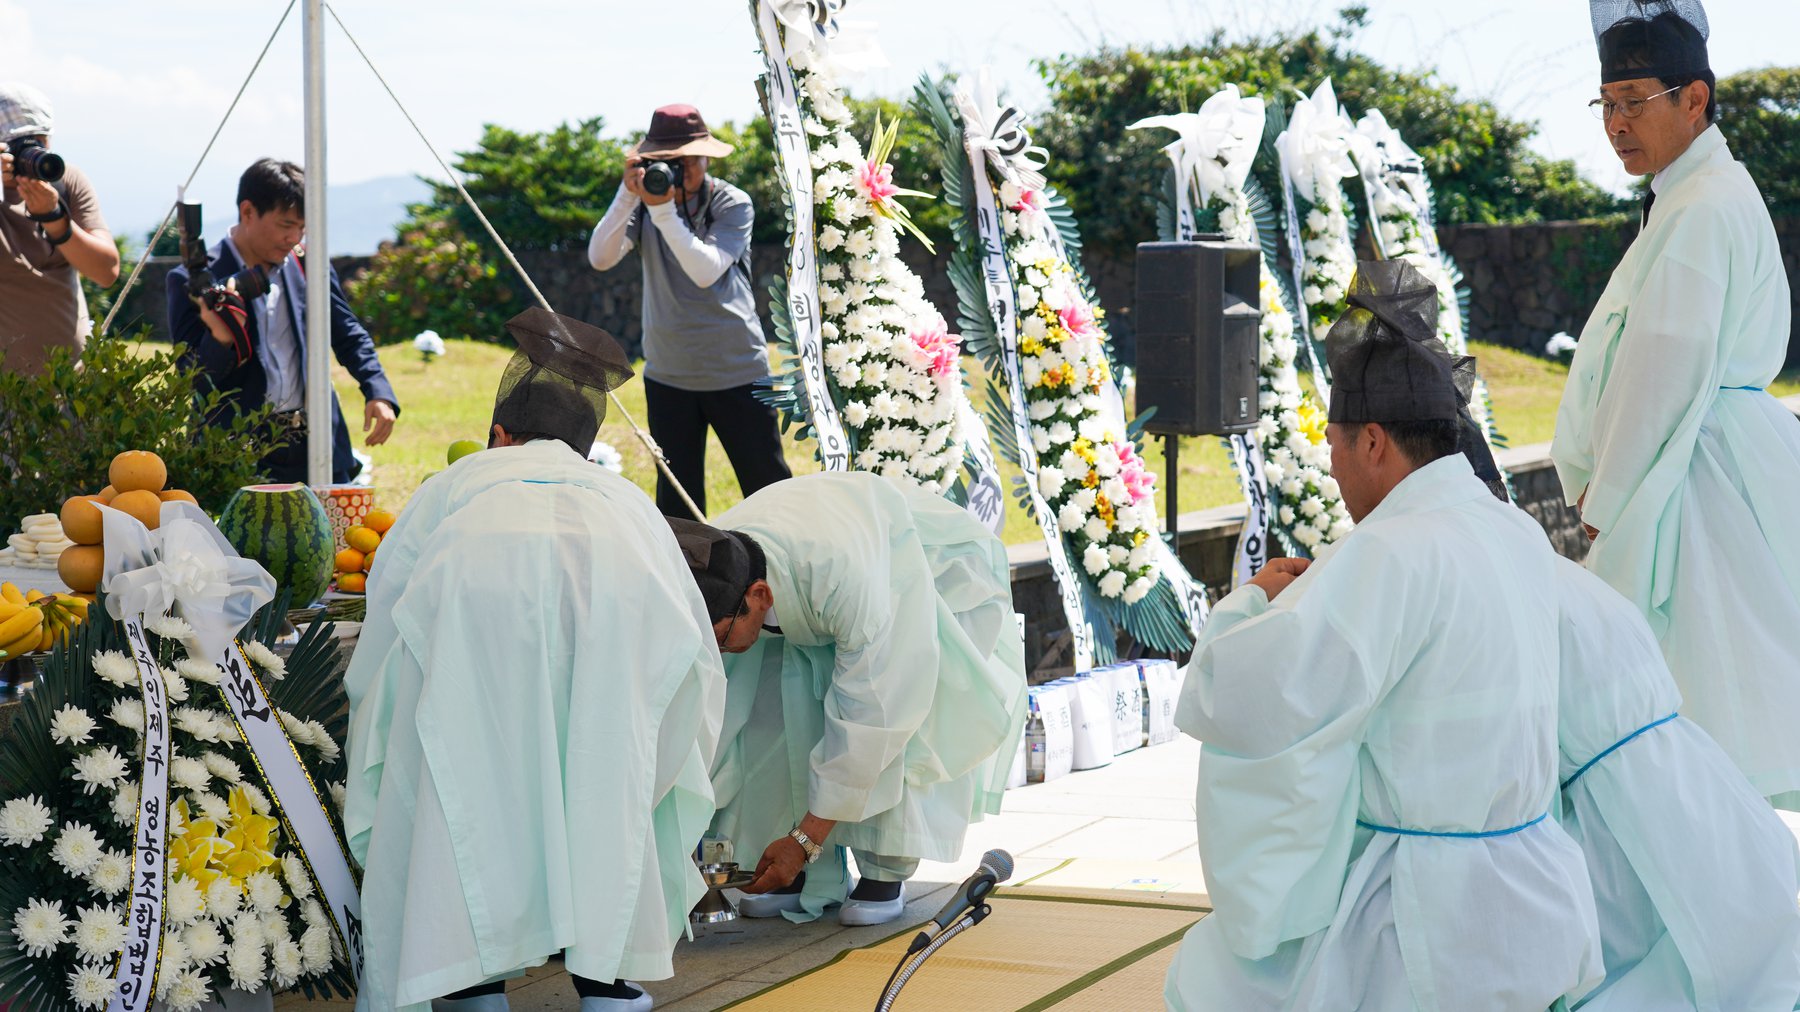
top-left (177, 202), bottom-right (268, 310)
top-left (5, 135), bottom-right (64, 183)
top-left (640, 157), bottom-right (685, 197)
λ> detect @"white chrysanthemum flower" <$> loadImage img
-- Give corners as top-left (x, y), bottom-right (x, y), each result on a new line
top-left (1081, 517), bottom-right (1110, 542)
top-left (109, 781), bottom-right (139, 827)
top-left (11, 897), bottom-right (70, 957)
top-left (171, 756), bottom-right (211, 794)
top-left (194, 791), bottom-right (230, 824)
top-left (205, 877), bottom-right (243, 921)
top-left (158, 933), bottom-right (192, 991)
top-left (52, 822), bottom-right (105, 875)
top-left (184, 919), bottom-right (227, 965)
top-left (1294, 524), bottom-right (1323, 548)
top-left (160, 667), bottom-right (191, 704)
top-left (162, 969), bottom-right (211, 1012)
top-left (165, 874), bottom-right (206, 927)
top-left (1300, 496), bottom-right (1325, 519)
top-left (71, 903), bottom-right (126, 962)
top-left (300, 922), bottom-right (333, 973)
top-left (70, 747), bottom-right (130, 796)
top-left (87, 850), bottom-right (131, 897)
top-left (330, 782), bottom-right (346, 811)
top-left (241, 784), bottom-right (271, 816)
top-left (1098, 571), bottom-right (1127, 598)
top-left (50, 705), bottom-right (98, 746)
top-left (107, 697), bottom-right (145, 734)
top-left (1107, 544), bottom-right (1129, 567)
top-left (1124, 576), bottom-right (1154, 605)
top-left (1081, 544), bottom-right (1108, 576)
top-left (146, 614), bottom-right (194, 643)
top-left (67, 963), bottom-right (116, 1010)
top-left (281, 853), bottom-right (314, 901)
top-left (270, 936), bottom-right (304, 987)
top-left (245, 870), bottom-right (284, 914)
top-left (176, 657), bottom-right (224, 687)
top-left (200, 753), bottom-right (244, 786)
top-left (173, 707), bottom-right (233, 744)
top-left (0, 795), bottom-right (54, 847)
top-left (93, 651), bottom-right (139, 687)
top-left (227, 915), bottom-right (267, 992)
top-left (242, 640), bottom-right (287, 680)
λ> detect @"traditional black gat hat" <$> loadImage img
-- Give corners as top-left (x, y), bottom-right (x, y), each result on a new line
top-left (665, 518), bottom-right (754, 623)
top-left (1325, 260), bottom-right (1509, 500)
top-left (492, 307), bottom-right (633, 454)
top-left (1592, 0), bottom-right (1710, 85)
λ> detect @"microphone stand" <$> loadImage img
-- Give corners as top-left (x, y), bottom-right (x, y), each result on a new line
top-left (873, 903), bottom-right (992, 1012)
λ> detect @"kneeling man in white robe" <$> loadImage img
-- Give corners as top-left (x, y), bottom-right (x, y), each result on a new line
top-left (1164, 260), bottom-right (1602, 1011)
top-left (343, 308), bottom-right (725, 1012)
top-left (1553, 556), bottom-right (1800, 1010)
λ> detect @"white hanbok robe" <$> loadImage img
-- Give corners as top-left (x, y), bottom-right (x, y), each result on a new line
top-left (343, 440), bottom-right (725, 1011)
top-left (1552, 125), bottom-right (1800, 808)
top-left (1165, 455), bottom-right (1602, 1012)
top-left (1552, 556), bottom-right (1800, 1010)
top-left (707, 472), bottom-right (1027, 920)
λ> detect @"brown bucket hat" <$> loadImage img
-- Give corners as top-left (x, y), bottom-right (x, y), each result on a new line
top-left (627, 104), bottom-right (735, 160)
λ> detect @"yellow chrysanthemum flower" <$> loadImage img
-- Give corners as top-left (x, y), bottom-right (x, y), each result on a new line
top-left (1296, 401), bottom-right (1328, 445)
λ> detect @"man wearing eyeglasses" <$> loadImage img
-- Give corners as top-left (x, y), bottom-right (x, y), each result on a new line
top-left (665, 472), bottom-right (1027, 928)
top-left (1553, 0), bottom-right (1800, 811)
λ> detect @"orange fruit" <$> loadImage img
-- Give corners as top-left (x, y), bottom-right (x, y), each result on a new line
top-left (361, 548), bottom-right (377, 573)
top-left (159, 489), bottom-right (199, 506)
top-left (111, 489), bottom-right (163, 531)
top-left (97, 485), bottom-right (119, 504)
top-left (334, 548), bottom-right (366, 574)
top-left (58, 545), bottom-right (104, 594)
top-left (364, 508), bottom-right (396, 534)
top-left (336, 572), bottom-right (366, 594)
top-left (109, 451), bottom-right (168, 494)
top-left (344, 525), bottom-right (381, 554)
top-left (60, 495), bottom-right (104, 546)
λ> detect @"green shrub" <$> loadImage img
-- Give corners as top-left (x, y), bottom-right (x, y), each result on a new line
top-left (1717, 67), bottom-right (1800, 214)
top-left (0, 334), bottom-right (280, 536)
top-left (347, 211), bottom-right (517, 345)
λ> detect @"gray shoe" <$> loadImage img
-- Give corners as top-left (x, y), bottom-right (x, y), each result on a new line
top-left (736, 890), bottom-right (805, 918)
top-left (839, 885), bottom-right (906, 927)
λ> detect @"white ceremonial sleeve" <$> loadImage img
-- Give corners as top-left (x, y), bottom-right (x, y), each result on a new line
top-left (588, 183), bottom-right (641, 271)
top-left (645, 200), bottom-right (742, 288)
top-left (1175, 554), bottom-right (1385, 960)
top-left (1579, 214), bottom-right (1728, 533)
top-left (806, 561), bottom-right (941, 823)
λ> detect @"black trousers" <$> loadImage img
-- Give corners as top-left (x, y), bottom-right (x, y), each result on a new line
top-left (643, 377), bottom-right (791, 518)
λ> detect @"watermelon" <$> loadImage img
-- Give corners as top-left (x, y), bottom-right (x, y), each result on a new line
top-left (218, 484), bottom-right (336, 606)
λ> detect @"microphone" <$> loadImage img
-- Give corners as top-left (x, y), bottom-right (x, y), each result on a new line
top-left (920, 849), bottom-right (1013, 941)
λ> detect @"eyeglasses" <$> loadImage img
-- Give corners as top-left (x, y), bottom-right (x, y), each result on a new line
top-left (1589, 85), bottom-right (1683, 121)
top-left (715, 608), bottom-right (742, 651)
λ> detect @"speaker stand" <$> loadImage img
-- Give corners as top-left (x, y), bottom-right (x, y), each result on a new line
top-left (1164, 434), bottom-right (1180, 546)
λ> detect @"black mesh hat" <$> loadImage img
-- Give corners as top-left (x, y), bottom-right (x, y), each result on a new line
top-left (1326, 260), bottom-right (1509, 501)
top-left (1592, 0), bottom-right (1710, 84)
top-left (492, 307), bottom-right (633, 453)
top-left (665, 518), bottom-right (753, 623)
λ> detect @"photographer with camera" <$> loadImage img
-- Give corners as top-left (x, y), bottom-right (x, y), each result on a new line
top-left (0, 82), bottom-right (120, 376)
top-left (589, 104), bottom-right (791, 517)
top-left (168, 158), bottom-right (399, 485)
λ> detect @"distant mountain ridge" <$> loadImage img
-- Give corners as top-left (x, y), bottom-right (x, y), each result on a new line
top-left (122, 174), bottom-right (432, 257)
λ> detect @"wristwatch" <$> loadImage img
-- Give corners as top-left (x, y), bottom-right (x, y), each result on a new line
top-left (788, 828), bottom-right (823, 864)
top-left (25, 200), bottom-right (67, 224)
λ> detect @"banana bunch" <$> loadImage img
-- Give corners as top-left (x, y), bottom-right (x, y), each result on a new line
top-left (0, 582), bottom-right (91, 659)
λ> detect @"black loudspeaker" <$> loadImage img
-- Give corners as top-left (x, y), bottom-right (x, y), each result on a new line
top-left (1134, 239), bottom-right (1263, 437)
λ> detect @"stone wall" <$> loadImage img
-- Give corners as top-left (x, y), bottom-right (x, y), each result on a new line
top-left (1438, 215), bottom-right (1800, 367)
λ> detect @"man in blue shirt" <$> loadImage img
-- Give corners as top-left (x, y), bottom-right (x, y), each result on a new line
top-left (168, 158), bottom-right (398, 484)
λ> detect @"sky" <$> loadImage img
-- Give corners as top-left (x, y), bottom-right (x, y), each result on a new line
top-left (7, 0), bottom-right (1797, 246)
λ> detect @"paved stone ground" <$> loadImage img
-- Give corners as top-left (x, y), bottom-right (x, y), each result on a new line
top-left (275, 738), bottom-right (1208, 1011)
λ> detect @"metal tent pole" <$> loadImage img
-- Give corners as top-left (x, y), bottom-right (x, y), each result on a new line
top-left (302, 0), bottom-right (333, 487)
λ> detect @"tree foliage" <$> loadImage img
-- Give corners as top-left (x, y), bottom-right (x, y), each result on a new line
top-left (1031, 28), bottom-right (1627, 252)
top-left (1717, 67), bottom-right (1800, 214)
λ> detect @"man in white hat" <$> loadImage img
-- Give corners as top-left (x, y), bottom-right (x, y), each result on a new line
top-left (1553, 0), bottom-right (1800, 810)
top-left (588, 104), bottom-right (791, 518)
top-left (0, 82), bottom-right (120, 375)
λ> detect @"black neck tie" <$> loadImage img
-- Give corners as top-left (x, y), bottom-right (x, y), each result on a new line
top-left (1642, 189), bottom-right (1656, 228)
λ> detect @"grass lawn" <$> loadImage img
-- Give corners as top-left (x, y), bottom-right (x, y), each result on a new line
top-left (335, 340), bottom-right (1800, 544)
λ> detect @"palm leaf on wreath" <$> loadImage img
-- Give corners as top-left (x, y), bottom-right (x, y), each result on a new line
top-left (1155, 168), bottom-right (1178, 243)
top-left (1245, 175), bottom-right (1298, 319)
top-left (754, 273), bottom-right (816, 441)
top-left (917, 74), bottom-right (1005, 369)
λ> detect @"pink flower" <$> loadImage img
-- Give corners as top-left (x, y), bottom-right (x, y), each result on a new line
top-left (910, 318), bottom-right (960, 379)
top-left (1010, 188), bottom-right (1045, 214)
top-left (1116, 441), bottom-right (1155, 504)
top-left (1058, 298), bottom-right (1099, 340)
top-left (856, 160), bottom-right (901, 207)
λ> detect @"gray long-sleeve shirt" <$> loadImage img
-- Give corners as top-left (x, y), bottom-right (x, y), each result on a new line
top-left (588, 178), bottom-right (769, 391)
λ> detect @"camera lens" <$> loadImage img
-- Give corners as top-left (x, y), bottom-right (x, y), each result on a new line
top-left (16, 146), bottom-right (65, 184)
top-left (642, 161), bottom-right (676, 197)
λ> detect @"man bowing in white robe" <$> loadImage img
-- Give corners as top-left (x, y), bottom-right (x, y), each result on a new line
top-left (1165, 260), bottom-right (1602, 1012)
top-left (343, 308), bottom-right (724, 1012)
top-left (1553, 0), bottom-right (1800, 809)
